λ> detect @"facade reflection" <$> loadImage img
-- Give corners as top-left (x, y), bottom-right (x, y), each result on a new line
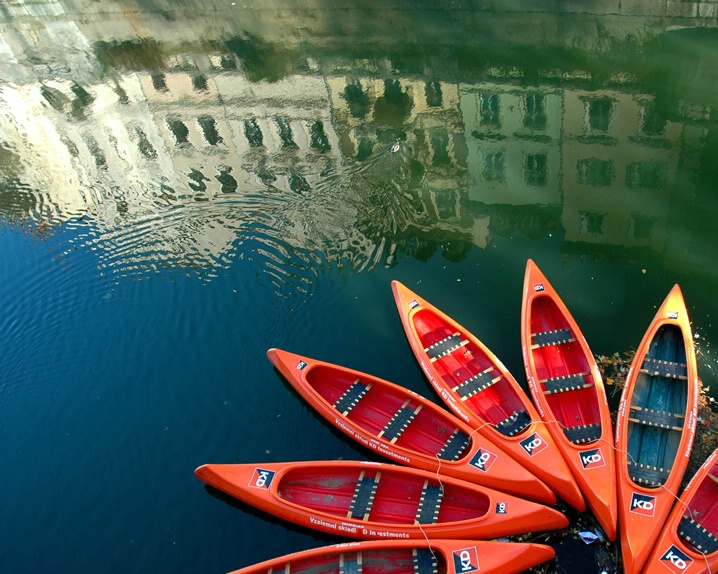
top-left (1, 1), bottom-right (717, 282)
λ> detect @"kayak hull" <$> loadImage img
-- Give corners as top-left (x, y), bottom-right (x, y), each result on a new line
top-left (225, 538), bottom-right (557, 574)
top-left (615, 285), bottom-right (699, 574)
top-left (195, 460), bottom-right (568, 540)
top-left (520, 259), bottom-right (617, 540)
top-left (267, 347), bottom-right (556, 505)
top-left (391, 280), bottom-right (583, 511)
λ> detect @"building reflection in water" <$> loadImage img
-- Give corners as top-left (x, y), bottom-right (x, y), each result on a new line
top-left (1, 1), bottom-right (717, 287)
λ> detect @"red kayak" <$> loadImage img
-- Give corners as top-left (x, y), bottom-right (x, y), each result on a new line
top-left (391, 280), bottom-right (584, 511)
top-left (195, 460), bottom-right (568, 540)
top-left (225, 538), bottom-right (557, 574)
top-left (641, 447), bottom-right (718, 574)
top-left (520, 259), bottom-right (617, 540)
top-left (615, 285), bottom-right (699, 574)
top-left (266, 348), bottom-right (555, 505)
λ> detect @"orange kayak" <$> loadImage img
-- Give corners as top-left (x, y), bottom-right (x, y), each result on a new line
top-left (520, 259), bottom-right (617, 540)
top-left (225, 538), bottom-right (557, 574)
top-left (641, 447), bottom-right (718, 574)
top-left (615, 284), bottom-right (699, 574)
top-left (391, 280), bottom-right (584, 511)
top-left (267, 348), bottom-right (556, 505)
top-left (195, 460), bottom-right (568, 540)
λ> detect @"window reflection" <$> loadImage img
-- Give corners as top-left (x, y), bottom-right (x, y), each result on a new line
top-left (626, 161), bottom-right (666, 190)
top-left (524, 153), bottom-right (548, 187)
top-left (426, 81), bottom-right (443, 107)
top-left (482, 151), bottom-right (505, 183)
top-left (151, 73), bottom-right (167, 92)
top-left (198, 115), bottom-right (222, 146)
top-left (579, 211), bottom-right (606, 235)
top-left (275, 117), bottom-right (297, 149)
top-left (480, 94), bottom-right (500, 127)
top-left (244, 119), bottom-right (264, 147)
top-left (585, 97), bottom-right (614, 133)
top-left (577, 158), bottom-right (614, 187)
top-left (167, 118), bottom-right (190, 145)
top-left (629, 213), bottom-right (654, 239)
top-left (523, 94), bottom-right (547, 131)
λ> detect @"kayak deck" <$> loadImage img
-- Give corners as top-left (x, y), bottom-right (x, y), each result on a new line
top-left (278, 465), bottom-right (490, 525)
top-left (306, 365), bottom-right (472, 461)
top-left (626, 324), bottom-right (689, 487)
top-left (411, 310), bottom-right (530, 437)
top-left (528, 296), bottom-right (602, 443)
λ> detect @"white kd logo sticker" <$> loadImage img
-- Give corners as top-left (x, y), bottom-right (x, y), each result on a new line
top-left (452, 546), bottom-right (479, 573)
top-left (629, 492), bottom-right (656, 516)
top-left (660, 545), bottom-right (692, 572)
top-left (520, 433), bottom-right (548, 456)
top-left (470, 448), bottom-right (497, 472)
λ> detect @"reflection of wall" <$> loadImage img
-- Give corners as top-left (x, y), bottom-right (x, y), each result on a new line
top-left (562, 89), bottom-right (681, 251)
top-left (138, 56), bottom-right (342, 199)
top-left (2, 2), bottom-right (717, 273)
top-left (461, 83), bottom-right (563, 206)
top-left (326, 74), bottom-right (472, 235)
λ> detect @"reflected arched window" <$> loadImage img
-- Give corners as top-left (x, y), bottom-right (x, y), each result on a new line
top-left (198, 115), bottom-right (222, 146)
top-left (355, 133), bottom-right (375, 161)
top-left (342, 80), bottom-right (369, 119)
top-left (577, 158), bottom-right (614, 187)
top-left (275, 117), bottom-right (297, 149)
top-left (579, 211), bottom-right (606, 236)
top-left (151, 74), bottom-right (168, 92)
top-left (480, 94), bottom-right (500, 127)
top-left (524, 153), bottom-right (548, 187)
top-left (639, 101), bottom-right (666, 136)
top-left (483, 151), bottom-right (505, 183)
top-left (584, 97), bottom-right (615, 134)
top-left (192, 75), bottom-right (208, 92)
top-left (217, 167), bottom-right (237, 193)
top-left (629, 213), bottom-right (654, 239)
top-left (425, 81), bottom-right (443, 107)
top-left (523, 94), bottom-right (547, 131)
top-left (434, 189), bottom-right (457, 219)
top-left (289, 171), bottom-right (310, 193)
top-left (244, 119), bottom-right (264, 147)
top-left (309, 121), bottom-right (331, 153)
top-left (626, 161), bottom-right (666, 190)
top-left (85, 136), bottom-right (107, 169)
top-left (135, 127), bottom-right (157, 159)
top-left (430, 130), bottom-right (451, 166)
top-left (188, 168), bottom-right (209, 192)
top-left (167, 118), bottom-right (190, 145)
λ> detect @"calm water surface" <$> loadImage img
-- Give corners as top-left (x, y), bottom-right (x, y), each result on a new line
top-left (2, 2), bottom-right (718, 573)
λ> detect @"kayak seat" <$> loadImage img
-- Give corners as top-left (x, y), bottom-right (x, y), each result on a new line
top-left (335, 380), bottom-right (373, 415)
top-left (531, 328), bottom-right (575, 348)
top-left (378, 400), bottom-right (423, 444)
top-left (339, 553), bottom-right (362, 574)
top-left (563, 423), bottom-right (602, 444)
top-left (495, 409), bottom-right (532, 437)
top-left (412, 548), bottom-right (439, 574)
top-left (437, 428), bottom-right (470, 461)
top-left (678, 516), bottom-right (718, 555)
top-left (453, 367), bottom-right (501, 400)
top-left (347, 471), bottom-right (381, 520)
top-left (541, 372), bottom-right (592, 394)
top-left (415, 479), bottom-right (444, 524)
top-left (641, 357), bottom-right (688, 380)
top-left (628, 406), bottom-right (684, 432)
top-left (628, 460), bottom-right (670, 486)
top-left (425, 332), bottom-right (468, 362)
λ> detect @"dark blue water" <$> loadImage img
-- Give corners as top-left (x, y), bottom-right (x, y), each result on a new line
top-left (3, 2), bottom-right (718, 573)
